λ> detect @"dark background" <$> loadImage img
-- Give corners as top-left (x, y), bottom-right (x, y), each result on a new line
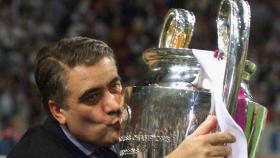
top-left (0, 0), bottom-right (279, 157)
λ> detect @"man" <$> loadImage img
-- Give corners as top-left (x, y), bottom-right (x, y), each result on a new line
top-left (8, 37), bottom-right (235, 158)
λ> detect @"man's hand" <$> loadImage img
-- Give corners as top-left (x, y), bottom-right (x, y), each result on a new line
top-left (165, 115), bottom-right (235, 158)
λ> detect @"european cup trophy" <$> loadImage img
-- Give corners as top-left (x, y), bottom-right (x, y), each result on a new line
top-left (119, 0), bottom-right (267, 157)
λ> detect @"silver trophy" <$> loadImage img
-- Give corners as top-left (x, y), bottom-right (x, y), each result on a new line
top-left (119, 0), bottom-right (264, 157)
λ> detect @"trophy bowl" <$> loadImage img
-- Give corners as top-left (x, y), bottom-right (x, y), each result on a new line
top-left (120, 86), bottom-right (211, 157)
top-left (119, 47), bottom-right (212, 157)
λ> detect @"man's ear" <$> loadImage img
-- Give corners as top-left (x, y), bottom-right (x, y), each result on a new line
top-left (48, 100), bottom-right (67, 125)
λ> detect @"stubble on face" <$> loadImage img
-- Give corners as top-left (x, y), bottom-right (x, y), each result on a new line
top-left (62, 57), bottom-right (124, 146)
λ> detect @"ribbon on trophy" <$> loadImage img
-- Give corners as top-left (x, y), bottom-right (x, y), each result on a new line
top-left (192, 49), bottom-right (248, 158)
top-left (158, 0), bottom-right (267, 158)
top-left (191, 0), bottom-right (267, 157)
top-left (240, 60), bottom-right (268, 158)
top-left (193, 0), bottom-right (251, 157)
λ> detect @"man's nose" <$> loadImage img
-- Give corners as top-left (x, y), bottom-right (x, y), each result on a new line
top-left (102, 91), bottom-right (122, 116)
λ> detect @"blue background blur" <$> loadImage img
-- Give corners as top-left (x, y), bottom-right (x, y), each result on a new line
top-left (0, 0), bottom-right (279, 157)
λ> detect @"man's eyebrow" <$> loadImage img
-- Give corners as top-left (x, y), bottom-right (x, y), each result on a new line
top-left (78, 76), bottom-right (121, 102)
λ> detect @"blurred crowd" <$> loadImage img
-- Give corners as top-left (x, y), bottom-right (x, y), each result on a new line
top-left (0, 0), bottom-right (279, 155)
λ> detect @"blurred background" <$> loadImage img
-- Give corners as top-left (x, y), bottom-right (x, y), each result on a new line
top-left (0, 0), bottom-right (279, 157)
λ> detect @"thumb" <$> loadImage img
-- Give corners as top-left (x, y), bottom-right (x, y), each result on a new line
top-left (191, 115), bottom-right (217, 136)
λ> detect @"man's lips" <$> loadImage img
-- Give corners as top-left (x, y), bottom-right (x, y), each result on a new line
top-left (110, 122), bottom-right (121, 131)
top-left (110, 118), bottom-right (119, 124)
top-left (109, 119), bottom-right (121, 128)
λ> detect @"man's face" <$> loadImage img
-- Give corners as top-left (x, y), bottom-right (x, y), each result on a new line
top-left (61, 57), bottom-right (124, 147)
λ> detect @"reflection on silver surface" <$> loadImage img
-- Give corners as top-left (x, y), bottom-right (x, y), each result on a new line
top-left (217, 0), bottom-right (251, 116)
top-left (158, 9), bottom-right (195, 48)
top-left (119, 47), bottom-right (211, 157)
top-left (120, 86), bottom-right (211, 157)
top-left (142, 48), bottom-right (200, 89)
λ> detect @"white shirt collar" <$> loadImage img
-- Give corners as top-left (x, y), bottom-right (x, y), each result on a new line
top-left (60, 125), bottom-right (93, 156)
top-left (60, 125), bottom-right (119, 157)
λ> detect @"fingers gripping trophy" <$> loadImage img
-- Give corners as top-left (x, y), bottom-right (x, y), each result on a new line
top-left (119, 0), bottom-right (267, 157)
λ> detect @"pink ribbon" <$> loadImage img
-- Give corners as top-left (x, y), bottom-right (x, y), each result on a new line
top-left (234, 88), bottom-right (247, 132)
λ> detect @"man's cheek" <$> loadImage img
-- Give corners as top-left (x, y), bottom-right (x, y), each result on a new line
top-left (81, 113), bottom-right (106, 124)
top-left (119, 95), bottom-right (125, 106)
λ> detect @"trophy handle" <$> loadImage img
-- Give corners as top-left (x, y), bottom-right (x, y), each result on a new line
top-left (217, 0), bottom-right (251, 116)
top-left (158, 8), bottom-right (195, 48)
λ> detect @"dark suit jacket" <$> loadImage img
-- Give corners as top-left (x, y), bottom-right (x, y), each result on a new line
top-left (7, 119), bottom-right (119, 158)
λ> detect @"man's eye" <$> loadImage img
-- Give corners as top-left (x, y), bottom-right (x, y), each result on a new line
top-left (110, 82), bottom-right (122, 93)
top-left (84, 93), bottom-right (102, 105)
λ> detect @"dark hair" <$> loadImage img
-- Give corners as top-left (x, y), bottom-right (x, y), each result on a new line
top-left (35, 36), bottom-right (116, 117)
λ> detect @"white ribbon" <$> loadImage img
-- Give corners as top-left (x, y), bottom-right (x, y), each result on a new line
top-left (192, 49), bottom-right (248, 158)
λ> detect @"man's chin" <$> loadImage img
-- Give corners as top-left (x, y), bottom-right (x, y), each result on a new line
top-left (99, 139), bottom-right (119, 147)
top-left (86, 130), bottom-right (121, 146)
top-left (99, 133), bottom-right (120, 146)
top-left (110, 134), bottom-right (121, 144)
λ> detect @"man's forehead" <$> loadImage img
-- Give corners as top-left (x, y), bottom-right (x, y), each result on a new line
top-left (70, 57), bottom-right (116, 74)
top-left (65, 57), bottom-right (119, 92)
